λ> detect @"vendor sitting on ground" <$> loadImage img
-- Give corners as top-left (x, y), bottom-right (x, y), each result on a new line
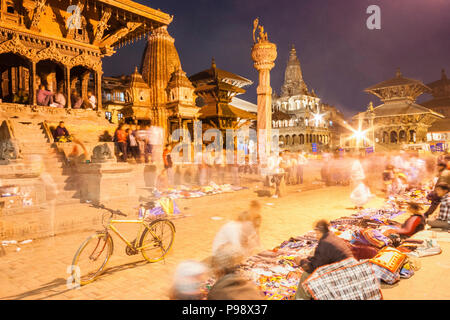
top-left (427, 182), bottom-right (450, 231)
top-left (53, 121), bottom-right (71, 142)
top-left (423, 161), bottom-right (450, 217)
top-left (294, 219), bottom-right (353, 300)
top-left (387, 202), bottom-right (426, 238)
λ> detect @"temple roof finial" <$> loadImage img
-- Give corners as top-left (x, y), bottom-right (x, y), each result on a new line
top-left (211, 57), bottom-right (216, 69)
top-left (396, 68), bottom-right (402, 78)
top-left (442, 68), bottom-right (447, 80)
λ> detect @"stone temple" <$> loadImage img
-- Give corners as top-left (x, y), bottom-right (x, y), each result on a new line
top-left (0, 0), bottom-right (259, 240)
top-left (344, 69), bottom-right (444, 151)
top-left (271, 45), bottom-right (345, 152)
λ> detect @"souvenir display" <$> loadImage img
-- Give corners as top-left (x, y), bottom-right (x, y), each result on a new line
top-left (204, 186), bottom-right (438, 299)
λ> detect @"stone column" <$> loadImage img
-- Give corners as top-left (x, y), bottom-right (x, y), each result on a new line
top-left (64, 66), bottom-right (71, 108)
top-left (251, 22), bottom-right (277, 162)
top-left (29, 61), bottom-right (37, 105)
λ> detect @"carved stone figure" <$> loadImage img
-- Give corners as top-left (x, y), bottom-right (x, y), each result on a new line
top-left (91, 143), bottom-right (115, 163)
top-left (0, 140), bottom-right (19, 161)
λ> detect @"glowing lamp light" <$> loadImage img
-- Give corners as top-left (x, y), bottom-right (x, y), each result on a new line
top-left (313, 113), bottom-right (323, 122)
top-left (352, 130), bottom-right (366, 140)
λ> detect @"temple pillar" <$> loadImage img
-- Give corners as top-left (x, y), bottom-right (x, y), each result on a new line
top-left (251, 21), bottom-right (277, 161)
top-left (29, 61), bottom-right (37, 105)
top-left (64, 66), bottom-right (71, 108)
top-left (95, 70), bottom-right (102, 110)
top-left (81, 71), bottom-right (90, 101)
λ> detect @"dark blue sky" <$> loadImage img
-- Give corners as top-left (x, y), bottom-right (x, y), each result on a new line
top-left (102, 0), bottom-right (450, 118)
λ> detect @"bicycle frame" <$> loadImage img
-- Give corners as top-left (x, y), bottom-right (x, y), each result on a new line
top-left (107, 218), bottom-right (163, 251)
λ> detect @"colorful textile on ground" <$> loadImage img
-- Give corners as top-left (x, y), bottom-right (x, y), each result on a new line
top-left (361, 228), bottom-right (391, 248)
top-left (303, 258), bottom-right (382, 300)
top-left (204, 186), bottom-right (433, 300)
top-left (369, 247), bottom-right (407, 273)
top-left (144, 197), bottom-right (182, 220)
top-left (154, 183), bottom-right (247, 200)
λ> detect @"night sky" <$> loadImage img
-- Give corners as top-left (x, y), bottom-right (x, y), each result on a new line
top-left (102, 0), bottom-right (450, 118)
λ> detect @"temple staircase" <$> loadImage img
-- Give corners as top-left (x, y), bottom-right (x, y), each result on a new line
top-left (10, 119), bottom-right (80, 206)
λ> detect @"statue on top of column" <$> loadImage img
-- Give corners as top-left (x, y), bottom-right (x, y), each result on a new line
top-left (252, 18), bottom-right (268, 44)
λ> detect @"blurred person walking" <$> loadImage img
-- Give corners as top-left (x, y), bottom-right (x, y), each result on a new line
top-left (170, 260), bottom-right (209, 300)
top-left (296, 151), bottom-right (308, 184)
top-left (163, 144), bottom-right (174, 186)
top-left (208, 243), bottom-right (264, 300)
top-left (212, 200), bottom-right (262, 258)
top-left (115, 124), bottom-right (128, 162)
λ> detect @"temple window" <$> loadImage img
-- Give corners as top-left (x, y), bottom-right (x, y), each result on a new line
top-left (118, 113), bottom-right (123, 121)
top-left (105, 111), bottom-right (112, 121)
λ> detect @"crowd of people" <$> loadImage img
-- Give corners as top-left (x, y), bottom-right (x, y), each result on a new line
top-left (167, 147), bottom-right (450, 300)
top-left (34, 84), bottom-right (97, 110)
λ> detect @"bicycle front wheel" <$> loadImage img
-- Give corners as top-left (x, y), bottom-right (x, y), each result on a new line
top-left (71, 232), bottom-right (113, 285)
top-left (139, 219), bottom-right (175, 263)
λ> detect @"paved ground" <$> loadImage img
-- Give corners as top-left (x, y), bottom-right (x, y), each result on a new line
top-left (0, 180), bottom-right (449, 300)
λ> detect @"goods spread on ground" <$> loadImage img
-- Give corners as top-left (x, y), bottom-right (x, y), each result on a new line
top-left (205, 185), bottom-right (442, 300)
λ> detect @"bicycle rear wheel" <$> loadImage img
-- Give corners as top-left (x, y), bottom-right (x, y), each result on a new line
top-left (71, 232), bottom-right (113, 285)
top-left (139, 219), bottom-right (175, 262)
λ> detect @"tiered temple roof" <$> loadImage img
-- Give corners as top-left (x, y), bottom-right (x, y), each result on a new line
top-left (189, 59), bottom-right (255, 128)
top-left (280, 44), bottom-right (308, 97)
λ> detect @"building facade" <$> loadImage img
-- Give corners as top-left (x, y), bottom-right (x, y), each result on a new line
top-left (0, 0), bottom-right (171, 109)
top-left (271, 45), bottom-right (343, 152)
top-left (423, 69), bottom-right (450, 148)
top-left (344, 69), bottom-right (444, 151)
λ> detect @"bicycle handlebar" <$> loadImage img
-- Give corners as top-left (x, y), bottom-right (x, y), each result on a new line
top-left (113, 210), bottom-right (127, 217)
top-left (92, 204), bottom-right (127, 217)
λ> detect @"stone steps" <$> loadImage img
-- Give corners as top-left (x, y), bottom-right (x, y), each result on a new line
top-left (8, 121), bottom-right (81, 205)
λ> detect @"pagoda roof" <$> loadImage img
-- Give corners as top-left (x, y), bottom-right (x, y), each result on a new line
top-left (272, 110), bottom-right (293, 121)
top-left (198, 104), bottom-right (256, 120)
top-left (428, 118), bottom-right (450, 133)
top-left (189, 59), bottom-right (253, 88)
top-left (353, 101), bottom-right (444, 119)
top-left (98, 0), bottom-right (172, 25)
top-left (421, 96), bottom-right (450, 109)
top-left (230, 97), bottom-right (257, 113)
top-left (427, 69), bottom-right (450, 89)
top-left (365, 69), bottom-right (430, 92)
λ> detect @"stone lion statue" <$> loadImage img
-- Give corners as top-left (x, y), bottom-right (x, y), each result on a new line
top-left (0, 140), bottom-right (20, 161)
top-left (91, 143), bottom-right (114, 163)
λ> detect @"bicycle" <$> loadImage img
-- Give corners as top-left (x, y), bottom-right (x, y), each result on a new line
top-left (70, 204), bottom-right (175, 286)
